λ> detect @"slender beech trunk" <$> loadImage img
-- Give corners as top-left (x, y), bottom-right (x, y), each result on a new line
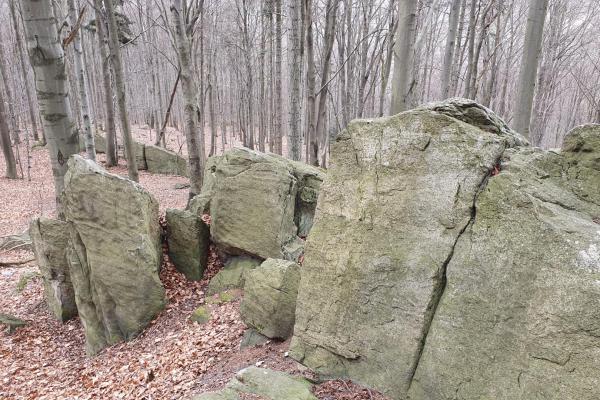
top-left (94, 0), bottom-right (117, 166)
top-left (463, 0), bottom-right (477, 99)
top-left (288, 0), bottom-right (303, 160)
top-left (0, 89), bottom-right (17, 179)
top-left (0, 31), bottom-right (20, 145)
top-left (20, 0), bottom-right (79, 216)
top-left (105, 0), bottom-right (138, 180)
top-left (273, 0), bottom-right (283, 155)
top-left (171, 0), bottom-right (205, 198)
top-left (10, 1), bottom-right (40, 143)
top-left (390, 0), bottom-right (418, 114)
top-left (68, 0), bottom-right (95, 160)
top-left (305, 0), bottom-right (317, 164)
top-left (514, 0), bottom-right (549, 139)
top-left (441, 0), bottom-right (461, 99)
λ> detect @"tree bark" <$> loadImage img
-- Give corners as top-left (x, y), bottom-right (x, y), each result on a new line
top-left (441, 0), bottom-right (461, 99)
top-left (0, 31), bottom-right (20, 145)
top-left (514, 0), bottom-right (549, 138)
top-left (288, 0), bottom-right (303, 160)
top-left (105, 0), bottom-right (138, 180)
top-left (390, 0), bottom-right (418, 114)
top-left (0, 89), bottom-right (17, 179)
top-left (273, 0), bottom-right (283, 155)
top-left (68, 0), bottom-right (96, 161)
top-left (171, 0), bottom-right (205, 198)
top-left (20, 0), bottom-right (79, 217)
top-left (9, 1), bottom-right (40, 143)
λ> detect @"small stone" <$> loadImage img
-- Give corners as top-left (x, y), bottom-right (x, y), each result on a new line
top-left (190, 306), bottom-right (210, 324)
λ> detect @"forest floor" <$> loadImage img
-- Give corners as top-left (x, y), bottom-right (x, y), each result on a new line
top-left (0, 127), bottom-right (389, 399)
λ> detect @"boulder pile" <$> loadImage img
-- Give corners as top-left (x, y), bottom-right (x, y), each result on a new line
top-left (289, 100), bottom-right (600, 399)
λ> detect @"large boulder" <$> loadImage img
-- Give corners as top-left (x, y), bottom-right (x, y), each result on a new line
top-left (407, 125), bottom-right (600, 399)
top-left (30, 218), bottom-right (77, 321)
top-left (207, 256), bottom-right (261, 295)
top-left (63, 156), bottom-right (165, 355)
top-left (145, 144), bottom-right (188, 176)
top-left (290, 101), bottom-right (526, 397)
top-left (166, 208), bottom-right (209, 281)
top-left (193, 367), bottom-right (317, 400)
top-left (190, 148), bottom-right (324, 261)
top-left (241, 258), bottom-right (300, 339)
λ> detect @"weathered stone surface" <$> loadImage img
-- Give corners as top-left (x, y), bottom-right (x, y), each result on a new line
top-left (407, 126), bottom-right (600, 400)
top-left (194, 367), bottom-right (316, 400)
top-left (192, 148), bottom-right (324, 261)
top-left (63, 156), bottom-right (165, 355)
top-left (0, 313), bottom-right (27, 333)
top-left (145, 144), bottom-right (188, 176)
top-left (166, 209), bottom-right (209, 281)
top-left (239, 328), bottom-right (270, 350)
top-left (241, 259), bottom-right (300, 339)
top-left (94, 132), bottom-right (106, 153)
top-left (207, 256), bottom-right (261, 295)
top-left (121, 141), bottom-right (147, 170)
top-left (30, 218), bottom-right (77, 322)
top-left (290, 103), bottom-right (524, 397)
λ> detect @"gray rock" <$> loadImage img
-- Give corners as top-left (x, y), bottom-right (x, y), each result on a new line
top-left (193, 148), bottom-right (324, 261)
top-left (63, 156), bottom-right (165, 355)
top-left (241, 259), bottom-right (300, 339)
top-left (30, 218), bottom-right (77, 321)
top-left (207, 256), bottom-right (261, 295)
top-left (145, 144), bottom-right (188, 176)
top-left (121, 140), bottom-right (147, 170)
top-left (290, 102), bottom-right (522, 397)
top-left (239, 328), bottom-right (270, 350)
top-left (166, 209), bottom-right (209, 281)
top-left (0, 313), bottom-right (27, 333)
top-left (94, 132), bottom-right (106, 153)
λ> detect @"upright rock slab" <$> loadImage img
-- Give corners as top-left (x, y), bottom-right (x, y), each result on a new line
top-left (145, 144), bottom-right (188, 176)
top-left (290, 102), bottom-right (524, 397)
top-left (408, 126), bottom-right (600, 399)
top-left (191, 148), bottom-right (324, 261)
top-left (241, 258), bottom-right (300, 339)
top-left (166, 209), bottom-right (209, 281)
top-left (30, 218), bottom-right (77, 321)
top-left (63, 156), bottom-right (165, 355)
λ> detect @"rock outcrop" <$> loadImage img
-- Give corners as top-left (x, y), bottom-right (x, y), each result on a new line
top-left (30, 218), bottom-right (77, 321)
top-left (166, 209), bottom-right (209, 281)
top-left (190, 148), bottom-right (324, 261)
top-left (63, 156), bottom-right (165, 355)
top-left (406, 125), bottom-right (600, 400)
top-left (241, 258), bottom-right (300, 339)
top-left (290, 100), bottom-right (534, 397)
top-left (193, 367), bottom-right (317, 400)
top-left (145, 145), bottom-right (188, 176)
top-left (207, 256), bottom-right (261, 295)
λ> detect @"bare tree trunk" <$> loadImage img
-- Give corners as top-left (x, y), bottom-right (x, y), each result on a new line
top-left (378, 0), bottom-right (397, 117)
top-left (441, 0), bottom-right (461, 99)
top-left (105, 0), bottom-right (138, 181)
top-left (0, 89), bottom-right (17, 179)
top-left (288, 0), bottom-right (303, 160)
top-left (390, 0), bottom-right (418, 114)
top-left (0, 31), bottom-right (20, 145)
top-left (305, 0), bottom-right (317, 164)
top-left (171, 0), bottom-right (205, 198)
top-left (462, 0), bottom-right (477, 99)
top-left (20, 0), bottom-right (79, 217)
top-left (273, 0), bottom-right (283, 155)
top-left (68, 0), bottom-right (96, 161)
top-left (10, 1), bottom-right (40, 143)
top-left (514, 0), bottom-right (549, 138)
top-left (94, 0), bottom-right (117, 166)
top-left (314, 0), bottom-right (340, 167)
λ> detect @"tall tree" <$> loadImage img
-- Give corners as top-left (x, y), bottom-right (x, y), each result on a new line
top-left (9, 1), bottom-right (40, 143)
top-left (441, 0), bottom-right (462, 99)
top-left (390, 0), bottom-right (418, 114)
top-left (20, 0), bottom-right (79, 216)
top-left (68, 0), bottom-right (96, 160)
top-left (171, 0), bottom-right (205, 198)
top-left (105, 0), bottom-right (139, 181)
top-left (0, 89), bottom-right (17, 179)
top-left (514, 0), bottom-right (549, 138)
top-left (288, 0), bottom-right (303, 160)
top-left (93, 0), bottom-right (118, 166)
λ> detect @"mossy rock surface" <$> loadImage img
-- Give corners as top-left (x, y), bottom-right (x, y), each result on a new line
top-left (207, 256), bottom-right (261, 295)
top-left (190, 306), bottom-right (210, 324)
top-left (166, 208), bottom-right (209, 281)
